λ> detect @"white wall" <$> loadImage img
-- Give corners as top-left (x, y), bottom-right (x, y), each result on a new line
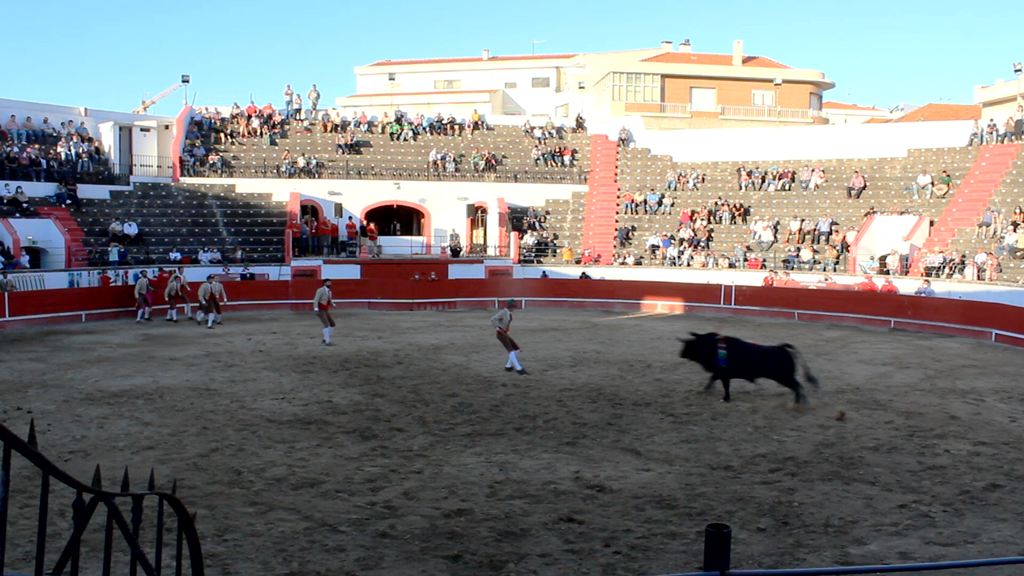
top-left (184, 177), bottom-right (583, 243)
top-left (588, 117), bottom-right (974, 162)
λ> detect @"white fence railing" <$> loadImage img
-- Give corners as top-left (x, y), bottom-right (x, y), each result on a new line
top-left (624, 102), bottom-right (691, 116)
top-left (719, 105), bottom-right (823, 121)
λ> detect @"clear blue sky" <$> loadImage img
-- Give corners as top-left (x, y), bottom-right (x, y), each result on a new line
top-left (6, 0), bottom-right (1022, 116)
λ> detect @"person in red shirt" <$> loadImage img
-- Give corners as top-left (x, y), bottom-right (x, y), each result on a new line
top-left (879, 277), bottom-right (899, 294)
top-left (366, 221), bottom-right (380, 258)
top-left (856, 275), bottom-right (879, 292)
top-left (245, 102), bottom-right (258, 117)
top-left (344, 216), bottom-right (358, 256)
top-left (761, 270), bottom-right (776, 286)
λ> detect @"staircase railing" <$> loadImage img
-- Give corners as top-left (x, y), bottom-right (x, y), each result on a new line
top-left (0, 420), bottom-right (205, 576)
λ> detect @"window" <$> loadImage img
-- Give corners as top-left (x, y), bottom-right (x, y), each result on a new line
top-left (505, 82), bottom-right (517, 89)
top-left (810, 92), bottom-right (822, 110)
top-left (434, 79), bottom-right (462, 90)
top-left (387, 73), bottom-right (396, 81)
top-left (610, 72), bottom-right (661, 103)
top-left (555, 104), bottom-right (569, 118)
top-left (752, 90), bottom-right (775, 107)
top-left (532, 77), bottom-right (551, 88)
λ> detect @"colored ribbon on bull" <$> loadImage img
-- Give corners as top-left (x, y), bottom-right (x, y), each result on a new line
top-left (717, 335), bottom-right (727, 368)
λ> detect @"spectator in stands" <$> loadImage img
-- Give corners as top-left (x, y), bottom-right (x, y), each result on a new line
top-left (617, 126), bottom-right (630, 148)
top-left (966, 120), bottom-right (984, 146)
top-left (984, 252), bottom-right (1000, 281)
top-left (5, 116), bottom-right (26, 144)
top-left (292, 93), bottom-right (303, 121)
top-left (985, 119), bottom-right (998, 144)
top-left (999, 117), bottom-right (1017, 144)
top-left (1014, 105), bottom-right (1024, 143)
top-left (994, 227), bottom-right (1017, 259)
top-left (884, 249), bottom-right (901, 276)
top-left (933, 170), bottom-right (954, 198)
top-left (809, 166), bottom-right (827, 191)
top-left (123, 218), bottom-right (143, 246)
top-left (751, 220), bottom-right (775, 252)
top-left (21, 117), bottom-right (42, 144)
top-left (798, 165), bottom-right (812, 190)
top-left (308, 85), bottom-right (320, 114)
top-left (914, 279), bottom-right (936, 296)
top-left (168, 246), bottom-right (182, 263)
top-left (820, 242), bottom-right (839, 272)
top-left (814, 214), bottom-right (833, 244)
top-left (783, 215), bottom-right (801, 244)
top-left (574, 113), bottom-right (586, 133)
top-left (75, 122), bottom-right (90, 140)
top-left (974, 207), bottom-right (994, 238)
top-left (911, 170), bottom-right (933, 200)
top-left (846, 170), bottom-right (866, 199)
top-left (797, 244), bottom-right (817, 271)
top-left (210, 247), bottom-right (224, 264)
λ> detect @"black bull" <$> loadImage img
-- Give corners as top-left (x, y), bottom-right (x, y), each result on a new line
top-left (678, 332), bottom-right (819, 403)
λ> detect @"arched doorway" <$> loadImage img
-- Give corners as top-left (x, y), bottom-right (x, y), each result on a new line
top-left (364, 204), bottom-right (425, 236)
top-left (470, 205), bottom-right (487, 254)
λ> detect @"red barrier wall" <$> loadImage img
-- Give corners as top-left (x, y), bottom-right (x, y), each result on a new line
top-left (3, 280), bottom-right (1022, 347)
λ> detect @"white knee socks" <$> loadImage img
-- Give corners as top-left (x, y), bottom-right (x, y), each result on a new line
top-left (208, 314), bottom-right (215, 327)
top-left (136, 309), bottom-right (144, 321)
top-left (507, 351), bottom-right (522, 370)
top-left (184, 303), bottom-right (192, 317)
top-left (323, 327), bottom-right (331, 343)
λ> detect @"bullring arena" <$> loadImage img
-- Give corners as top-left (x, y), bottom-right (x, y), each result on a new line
top-left (1, 274), bottom-right (1024, 576)
top-left (4, 30), bottom-right (1024, 576)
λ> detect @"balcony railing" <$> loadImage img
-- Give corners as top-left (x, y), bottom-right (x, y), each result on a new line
top-left (621, 102), bottom-right (822, 122)
top-left (624, 102), bottom-right (691, 116)
top-left (719, 105), bottom-right (822, 121)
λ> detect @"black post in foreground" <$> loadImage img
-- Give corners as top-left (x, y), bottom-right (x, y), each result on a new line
top-left (703, 522), bottom-right (732, 573)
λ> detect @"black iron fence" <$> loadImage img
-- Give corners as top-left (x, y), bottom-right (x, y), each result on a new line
top-left (0, 420), bottom-right (205, 576)
top-left (184, 159), bottom-right (588, 185)
top-left (0, 155), bottom-right (173, 186)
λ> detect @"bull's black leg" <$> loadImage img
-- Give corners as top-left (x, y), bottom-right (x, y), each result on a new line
top-left (703, 374), bottom-right (717, 393)
top-left (721, 379), bottom-right (731, 402)
top-left (781, 377), bottom-right (805, 404)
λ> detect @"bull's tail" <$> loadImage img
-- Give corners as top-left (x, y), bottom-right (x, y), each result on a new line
top-left (781, 344), bottom-right (820, 389)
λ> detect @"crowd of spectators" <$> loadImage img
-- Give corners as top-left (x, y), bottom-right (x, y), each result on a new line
top-left (733, 164), bottom-right (826, 192)
top-left (2, 115), bottom-right (109, 184)
top-left (967, 108), bottom-right (1023, 146)
top-left (520, 118), bottom-right (579, 170)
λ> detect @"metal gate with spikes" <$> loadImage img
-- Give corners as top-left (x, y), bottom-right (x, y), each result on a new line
top-left (0, 419), bottom-right (205, 576)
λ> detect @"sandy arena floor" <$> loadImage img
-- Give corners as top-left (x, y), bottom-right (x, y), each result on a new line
top-left (0, 308), bottom-right (1023, 576)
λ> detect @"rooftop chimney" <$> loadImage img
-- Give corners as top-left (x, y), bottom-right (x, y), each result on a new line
top-left (679, 39), bottom-right (691, 53)
top-left (732, 40), bottom-right (743, 66)
top-left (661, 40), bottom-right (673, 50)
top-left (482, 49), bottom-right (490, 61)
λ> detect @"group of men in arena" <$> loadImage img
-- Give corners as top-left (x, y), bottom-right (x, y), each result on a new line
top-left (133, 268), bottom-right (227, 328)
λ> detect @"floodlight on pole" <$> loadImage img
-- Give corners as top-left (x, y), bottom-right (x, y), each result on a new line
top-left (1015, 62), bottom-right (1023, 104)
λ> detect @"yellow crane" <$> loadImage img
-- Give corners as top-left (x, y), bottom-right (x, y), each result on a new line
top-left (133, 81), bottom-right (187, 114)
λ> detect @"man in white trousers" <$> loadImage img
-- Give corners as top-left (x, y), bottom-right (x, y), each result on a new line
top-left (491, 299), bottom-right (528, 375)
top-left (134, 270), bottom-right (153, 323)
top-left (196, 274), bottom-right (227, 329)
top-left (313, 279), bottom-right (336, 345)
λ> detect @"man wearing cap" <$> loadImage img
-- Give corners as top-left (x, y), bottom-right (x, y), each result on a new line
top-left (490, 299), bottom-right (527, 375)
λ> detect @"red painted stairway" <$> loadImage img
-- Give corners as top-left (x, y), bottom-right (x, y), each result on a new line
top-left (35, 206), bottom-right (90, 268)
top-left (910, 144), bottom-right (1020, 276)
top-left (581, 135), bottom-right (619, 260)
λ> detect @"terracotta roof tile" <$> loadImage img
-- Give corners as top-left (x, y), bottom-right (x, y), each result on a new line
top-left (641, 52), bottom-right (790, 69)
top-left (367, 54), bottom-right (578, 67)
top-left (887, 103), bottom-right (981, 123)
top-left (822, 101), bottom-right (882, 111)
